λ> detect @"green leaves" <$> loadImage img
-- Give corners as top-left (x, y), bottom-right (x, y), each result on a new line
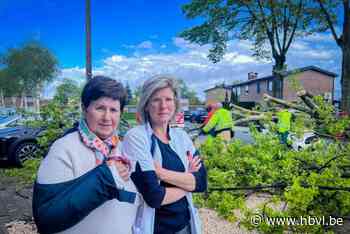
top-left (180, 0), bottom-right (313, 64)
top-left (0, 42), bottom-right (58, 97)
top-left (197, 129), bottom-right (350, 233)
top-left (27, 97), bottom-right (80, 156)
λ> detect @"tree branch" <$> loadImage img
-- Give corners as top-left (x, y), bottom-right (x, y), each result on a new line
top-left (270, 0), bottom-right (283, 54)
top-left (230, 103), bottom-right (263, 115)
top-left (285, 0), bottom-right (303, 53)
top-left (316, 0), bottom-right (342, 47)
top-left (256, 0), bottom-right (276, 53)
top-left (282, 1), bottom-right (289, 51)
top-left (263, 93), bottom-right (314, 115)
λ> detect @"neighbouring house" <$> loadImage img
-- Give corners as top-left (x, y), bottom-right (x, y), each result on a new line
top-left (0, 96), bottom-right (42, 112)
top-left (204, 83), bottom-right (231, 105)
top-left (205, 66), bottom-right (337, 106)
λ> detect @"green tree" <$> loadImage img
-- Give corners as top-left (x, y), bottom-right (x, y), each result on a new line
top-left (129, 85), bottom-right (141, 105)
top-left (180, 0), bottom-right (312, 98)
top-left (309, 0), bottom-right (350, 112)
top-left (178, 79), bottom-right (201, 105)
top-left (1, 42), bottom-right (58, 106)
top-left (54, 78), bottom-right (82, 105)
top-left (125, 82), bottom-right (133, 104)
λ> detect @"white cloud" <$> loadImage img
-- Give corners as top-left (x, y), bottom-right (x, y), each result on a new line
top-left (173, 37), bottom-right (201, 50)
top-left (289, 41), bottom-right (335, 60)
top-left (290, 41), bottom-right (309, 50)
top-left (303, 33), bottom-right (334, 43)
top-left (223, 52), bottom-right (260, 65)
top-left (137, 40), bottom-right (153, 49)
top-left (300, 50), bottom-right (333, 60)
top-left (45, 33), bottom-right (340, 100)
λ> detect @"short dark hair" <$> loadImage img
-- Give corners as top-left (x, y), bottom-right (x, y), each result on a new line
top-left (81, 76), bottom-right (127, 111)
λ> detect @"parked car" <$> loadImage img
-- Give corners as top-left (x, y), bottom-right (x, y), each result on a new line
top-left (0, 123), bottom-right (43, 166)
top-left (190, 109), bottom-right (208, 124)
top-left (0, 107), bottom-right (17, 116)
top-left (0, 115), bottom-right (22, 128)
top-left (184, 110), bottom-right (192, 121)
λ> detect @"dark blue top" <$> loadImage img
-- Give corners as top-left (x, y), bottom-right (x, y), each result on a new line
top-left (130, 134), bottom-right (207, 234)
top-left (154, 138), bottom-right (190, 233)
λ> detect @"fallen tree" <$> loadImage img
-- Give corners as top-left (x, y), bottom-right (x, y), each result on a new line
top-left (230, 91), bottom-right (350, 140)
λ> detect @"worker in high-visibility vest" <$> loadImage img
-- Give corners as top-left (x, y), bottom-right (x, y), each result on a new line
top-left (276, 108), bottom-right (292, 144)
top-left (201, 101), bottom-right (233, 141)
top-left (202, 103), bottom-right (218, 125)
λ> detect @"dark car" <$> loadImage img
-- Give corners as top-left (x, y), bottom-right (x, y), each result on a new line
top-left (0, 125), bottom-right (43, 166)
top-left (184, 110), bottom-right (192, 121)
top-left (190, 109), bottom-right (208, 124)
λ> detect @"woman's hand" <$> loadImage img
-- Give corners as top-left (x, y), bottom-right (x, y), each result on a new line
top-left (115, 161), bottom-right (130, 181)
top-left (108, 160), bottom-right (130, 181)
top-left (154, 161), bottom-right (165, 180)
top-left (187, 151), bottom-right (201, 173)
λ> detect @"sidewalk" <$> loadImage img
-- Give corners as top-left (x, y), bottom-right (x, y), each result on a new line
top-left (0, 176), bottom-right (33, 234)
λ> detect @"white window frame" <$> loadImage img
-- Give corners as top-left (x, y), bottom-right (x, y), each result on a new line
top-left (268, 80), bottom-right (273, 92)
top-left (236, 87), bottom-right (241, 96)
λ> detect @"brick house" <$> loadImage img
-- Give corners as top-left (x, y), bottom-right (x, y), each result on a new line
top-left (0, 96), bottom-right (42, 112)
top-left (205, 66), bottom-right (337, 105)
top-left (204, 83), bottom-right (231, 105)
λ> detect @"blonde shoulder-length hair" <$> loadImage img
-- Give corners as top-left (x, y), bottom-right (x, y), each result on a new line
top-left (137, 75), bottom-right (181, 124)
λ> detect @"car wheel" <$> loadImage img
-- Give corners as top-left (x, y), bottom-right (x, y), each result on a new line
top-left (10, 141), bottom-right (39, 167)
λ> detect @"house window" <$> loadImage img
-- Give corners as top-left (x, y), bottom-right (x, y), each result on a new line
top-left (236, 87), bottom-right (241, 96)
top-left (245, 85), bottom-right (249, 94)
top-left (268, 81), bottom-right (273, 92)
top-left (257, 82), bottom-right (260, 93)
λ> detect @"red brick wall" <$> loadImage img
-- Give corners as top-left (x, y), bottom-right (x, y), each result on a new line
top-left (205, 87), bottom-right (229, 104)
top-left (283, 70), bottom-right (334, 101)
top-left (236, 80), bottom-right (273, 103)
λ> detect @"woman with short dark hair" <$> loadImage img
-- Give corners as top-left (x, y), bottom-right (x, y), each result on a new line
top-left (33, 76), bottom-right (138, 234)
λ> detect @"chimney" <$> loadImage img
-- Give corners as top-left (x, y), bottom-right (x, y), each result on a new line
top-left (248, 72), bottom-right (258, 80)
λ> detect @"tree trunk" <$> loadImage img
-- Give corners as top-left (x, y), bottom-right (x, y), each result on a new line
top-left (11, 97), bottom-right (16, 107)
top-left (0, 89), bottom-right (4, 107)
top-left (341, 0), bottom-right (350, 112)
top-left (263, 93), bottom-right (314, 115)
top-left (297, 90), bottom-right (319, 111)
top-left (24, 95), bottom-right (28, 111)
top-left (341, 45), bottom-right (350, 112)
top-left (20, 94), bottom-right (24, 109)
top-left (231, 103), bottom-right (262, 115)
top-left (36, 84), bottom-right (41, 113)
top-left (272, 57), bottom-right (286, 99)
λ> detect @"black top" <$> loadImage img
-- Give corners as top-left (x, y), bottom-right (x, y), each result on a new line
top-left (154, 138), bottom-right (190, 233)
top-left (130, 134), bottom-right (208, 234)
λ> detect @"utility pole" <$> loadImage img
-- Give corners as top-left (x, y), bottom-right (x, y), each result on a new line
top-left (85, 0), bottom-right (92, 80)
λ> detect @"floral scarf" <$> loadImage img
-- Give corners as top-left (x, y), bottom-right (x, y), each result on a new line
top-left (78, 118), bottom-right (119, 165)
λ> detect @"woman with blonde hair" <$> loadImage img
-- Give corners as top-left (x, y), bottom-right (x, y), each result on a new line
top-left (123, 75), bottom-right (207, 234)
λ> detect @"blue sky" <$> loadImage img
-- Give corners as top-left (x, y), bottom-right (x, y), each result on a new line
top-left (0, 0), bottom-right (342, 100)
